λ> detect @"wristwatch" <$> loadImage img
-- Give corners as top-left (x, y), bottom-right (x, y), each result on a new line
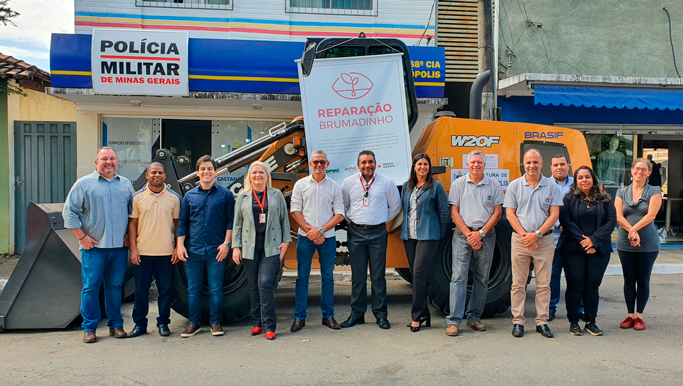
top-left (479, 229), bottom-right (486, 238)
top-left (319, 227), bottom-right (325, 234)
top-left (535, 230), bottom-right (543, 239)
top-left (223, 241), bottom-right (231, 249)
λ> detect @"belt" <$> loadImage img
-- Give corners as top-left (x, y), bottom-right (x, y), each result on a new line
top-left (349, 222), bottom-right (385, 230)
top-left (467, 226), bottom-right (481, 231)
top-left (513, 230), bottom-right (552, 236)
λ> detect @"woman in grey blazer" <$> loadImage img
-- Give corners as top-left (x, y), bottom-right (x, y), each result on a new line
top-left (232, 162), bottom-right (292, 340)
top-left (400, 153), bottom-right (450, 332)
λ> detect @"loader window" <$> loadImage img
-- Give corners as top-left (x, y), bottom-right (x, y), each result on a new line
top-left (520, 141), bottom-right (571, 178)
top-left (322, 46), bottom-right (364, 58)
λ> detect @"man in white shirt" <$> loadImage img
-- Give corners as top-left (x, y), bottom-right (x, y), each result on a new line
top-left (340, 150), bottom-right (401, 329)
top-left (290, 150), bottom-right (345, 332)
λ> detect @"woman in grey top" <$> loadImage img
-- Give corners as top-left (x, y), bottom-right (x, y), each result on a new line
top-left (399, 153), bottom-right (450, 332)
top-left (614, 158), bottom-right (662, 331)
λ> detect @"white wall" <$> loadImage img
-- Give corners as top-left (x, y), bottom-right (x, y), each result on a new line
top-left (75, 0), bottom-right (437, 46)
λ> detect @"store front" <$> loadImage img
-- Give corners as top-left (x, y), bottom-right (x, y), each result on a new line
top-left (48, 32), bottom-right (447, 183)
top-left (498, 73), bottom-right (683, 239)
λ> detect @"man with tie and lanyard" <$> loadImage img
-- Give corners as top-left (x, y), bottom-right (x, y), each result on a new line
top-left (340, 150), bottom-right (401, 330)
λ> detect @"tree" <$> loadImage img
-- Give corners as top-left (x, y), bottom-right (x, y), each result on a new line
top-left (1, 0), bottom-right (19, 26)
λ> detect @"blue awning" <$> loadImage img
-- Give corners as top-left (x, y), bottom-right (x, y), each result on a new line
top-left (534, 84), bottom-right (683, 111)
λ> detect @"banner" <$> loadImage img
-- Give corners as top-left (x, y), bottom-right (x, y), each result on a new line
top-left (451, 169), bottom-right (510, 192)
top-left (91, 29), bottom-right (189, 96)
top-left (297, 54), bottom-right (411, 185)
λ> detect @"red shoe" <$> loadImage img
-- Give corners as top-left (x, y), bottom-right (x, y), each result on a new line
top-left (265, 331), bottom-right (276, 340)
top-left (250, 327), bottom-right (262, 336)
top-left (633, 317), bottom-right (646, 331)
top-left (620, 316), bottom-right (635, 329)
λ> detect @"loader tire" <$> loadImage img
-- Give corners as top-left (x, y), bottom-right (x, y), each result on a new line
top-left (395, 268), bottom-right (413, 284)
top-left (427, 219), bottom-right (512, 318)
top-left (172, 254), bottom-right (258, 324)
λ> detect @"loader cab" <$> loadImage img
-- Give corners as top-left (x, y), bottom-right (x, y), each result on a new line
top-left (301, 37), bottom-right (419, 132)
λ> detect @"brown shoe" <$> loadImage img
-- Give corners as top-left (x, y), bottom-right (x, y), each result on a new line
top-left (322, 317), bottom-right (341, 330)
top-left (445, 324), bottom-right (459, 336)
top-left (181, 322), bottom-right (201, 338)
top-left (109, 327), bottom-right (127, 339)
top-left (467, 321), bottom-right (487, 331)
top-left (291, 318), bottom-right (305, 332)
top-left (211, 324), bottom-right (224, 336)
top-left (83, 331), bottom-right (97, 343)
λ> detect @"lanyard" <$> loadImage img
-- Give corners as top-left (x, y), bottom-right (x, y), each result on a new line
top-left (359, 175), bottom-right (376, 197)
top-left (253, 188), bottom-right (266, 213)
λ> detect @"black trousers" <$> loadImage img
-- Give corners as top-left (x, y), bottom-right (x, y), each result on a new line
top-left (618, 250), bottom-right (659, 314)
top-left (560, 249), bottom-right (610, 323)
top-left (132, 255), bottom-right (175, 327)
top-left (403, 239), bottom-right (439, 322)
top-left (243, 248), bottom-right (281, 332)
top-left (347, 225), bottom-right (388, 319)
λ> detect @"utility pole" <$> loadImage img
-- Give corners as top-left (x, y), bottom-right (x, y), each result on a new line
top-left (478, 0), bottom-right (494, 120)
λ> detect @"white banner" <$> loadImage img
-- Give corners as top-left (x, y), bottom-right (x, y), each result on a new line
top-left (451, 169), bottom-right (510, 192)
top-left (297, 54), bottom-right (411, 185)
top-left (92, 29), bottom-right (189, 96)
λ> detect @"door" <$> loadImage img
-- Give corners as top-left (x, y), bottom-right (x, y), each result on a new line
top-left (14, 121), bottom-right (77, 253)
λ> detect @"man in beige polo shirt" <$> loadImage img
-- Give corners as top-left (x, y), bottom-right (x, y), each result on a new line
top-left (128, 162), bottom-right (181, 337)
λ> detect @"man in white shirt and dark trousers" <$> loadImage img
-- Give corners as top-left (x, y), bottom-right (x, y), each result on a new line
top-left (290, 150), bottom-right (345, 332)
top-left (340, 150), bottom-right (401, 329)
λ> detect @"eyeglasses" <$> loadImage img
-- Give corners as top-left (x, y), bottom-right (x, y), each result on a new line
top-left (633, 167), bottom-right (649, 173)
top-left (311, 160), bottom-right (327, 165)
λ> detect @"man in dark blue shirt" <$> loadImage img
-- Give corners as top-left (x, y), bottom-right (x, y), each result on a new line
top-left (176, 155), bottom-right (235, 338)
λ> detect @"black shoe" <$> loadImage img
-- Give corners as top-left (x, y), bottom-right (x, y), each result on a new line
top-left (340, 316), bottom-right (365, 328)
top-left (406, 316), bottom-right (431, 328)
top-left (128, 325), bottom-right (147, 338)
top-left (158, 324), bottom-right (170, 337)
top-left (569, 322), bottom-right (583, 336)
top-left (536, 324), bottom-right (554, 338)
top-left (584, 322), bottom-right (603, 336)
top-left (512, 324), bottom-right (524, 338)
top-left (290, 318), bottom-right (305, 333)
top-left (376, 318), bottom-right (391, 330)
top-left (548, 308), bottom-right (556, 322)
top-left (322, 317), bottom-right (341, 330)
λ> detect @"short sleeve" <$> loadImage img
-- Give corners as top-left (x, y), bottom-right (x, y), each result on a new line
top-left (550, 182), bottom-right (563, 206)
top-left (130, 195), bottom-right (140, 219)
top-left (173, 196), bottom-right (181, 219)
top-left (492, 180), bottom-right (504, 205)
top-left (616, 187), bottom-right (625, 199)
top-left (503, 180), bottom-right (518, 209)
top-left (448, 179), bottom-right (461, 206)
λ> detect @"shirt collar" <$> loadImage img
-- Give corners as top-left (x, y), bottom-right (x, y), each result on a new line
top-left (465, 173), bottom-right (487, 185)
top-left (93, 170), bottom-right (120, 181)
top-left (145, 183), bottom-right (167, 195)
top-left (308, 174), bottom-right (328, 184)
top-left (522, 174), bottom-right (546, 187)
top-left (553, 176), bottom-right (572, 187)
top-left (359, 172), bottom-right (377, 183)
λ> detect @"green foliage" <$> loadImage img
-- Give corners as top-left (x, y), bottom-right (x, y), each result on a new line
top-left (0, 0), bottom-right (19, 26)
top-left (0, 73), bottom-right (27, 97)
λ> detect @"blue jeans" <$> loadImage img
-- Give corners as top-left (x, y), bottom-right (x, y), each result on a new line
top-left (80, 247), bottom-right (128, 332)
top-left (185, 251), bottom-right (225, 325)
top-left (446, 230), bottom-right (495, 326)
top-left (550, 249), bottom-right (584, 314)
top-left (295, 236), bottom-right (336, 320)
top-left (132, 255), bottom-right (175, 327)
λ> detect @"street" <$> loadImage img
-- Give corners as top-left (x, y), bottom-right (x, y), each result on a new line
top-left (1, 272), bottom-right (683, 385)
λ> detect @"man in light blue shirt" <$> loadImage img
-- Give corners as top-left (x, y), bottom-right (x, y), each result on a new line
top-left (548, 154), bottom-right (581, 322)
top-left (63, 147), bottom-right (134, 343)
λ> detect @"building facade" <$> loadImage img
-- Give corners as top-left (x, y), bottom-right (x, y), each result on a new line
top-left (495, 0), bottom-right (683, 231)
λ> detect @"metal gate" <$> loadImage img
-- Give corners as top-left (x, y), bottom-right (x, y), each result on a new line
top-left (437, 0), bottom-right (479, 82)
top-left (14, 121), bottom-right (77, 253)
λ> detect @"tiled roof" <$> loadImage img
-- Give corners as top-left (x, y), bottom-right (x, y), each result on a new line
top-left (0, 53), bottom-right (51, 84)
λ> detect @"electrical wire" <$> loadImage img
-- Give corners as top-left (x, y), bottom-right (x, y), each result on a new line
top-left (663, 7), bottom-right (682, 78)
top-left (416, 0), bottom-right (436, 46)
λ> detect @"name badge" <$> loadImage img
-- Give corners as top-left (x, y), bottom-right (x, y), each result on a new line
top-left (362, 197), bottom-right (369, 207)
top-left (259, 213), bottom-right (266, 223)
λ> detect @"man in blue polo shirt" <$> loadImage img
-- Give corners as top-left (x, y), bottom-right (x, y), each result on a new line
top-left (63, 147), bottom-right (134, 343)
top-left (176, 155), bottom-right (235, 338)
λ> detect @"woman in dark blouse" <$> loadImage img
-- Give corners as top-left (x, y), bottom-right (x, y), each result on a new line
top-left (558, 166), bottom-right (616, 336)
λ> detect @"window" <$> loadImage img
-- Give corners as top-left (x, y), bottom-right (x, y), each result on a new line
top-left (136, 0), bottom-right (233, 10)
top-left (520, 141), bottom-right (571, 178)
top-left (287, 0), bottom-right (377, 16)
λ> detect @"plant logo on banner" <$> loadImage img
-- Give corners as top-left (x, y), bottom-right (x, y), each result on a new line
top-left (332, 73), bottom-right (374, 100)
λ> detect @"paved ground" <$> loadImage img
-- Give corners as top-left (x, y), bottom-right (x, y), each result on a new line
top-left (1, 267), bottom-right (683, 385)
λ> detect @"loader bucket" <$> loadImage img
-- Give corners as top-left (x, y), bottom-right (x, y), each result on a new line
top-left (0, 203), bottom-right (85, 331)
